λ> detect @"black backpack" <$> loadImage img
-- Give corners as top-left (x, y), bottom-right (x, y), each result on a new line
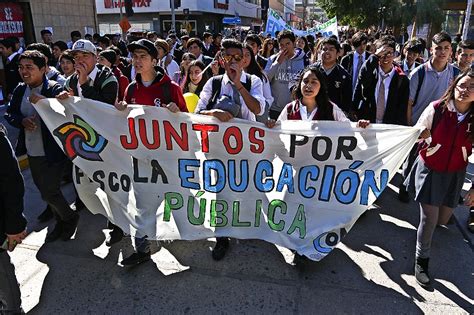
top-left (413, 63), bottom-right (461, 107)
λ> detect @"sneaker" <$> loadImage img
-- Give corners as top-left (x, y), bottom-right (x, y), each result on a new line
top-left (121, 251), bottom-right (151, 267)
top-left (212, 237), bottom-right (229, 261)
top-left (105, 227), bottom-right (124, 246)
top-left (45, 222), bottom-right (64, 243)
top-left (73, 198), bottom-right (86, 211)
top-left (414, 257), bottom-right (431, 288)
top-left (293, 252), bottom-right (308, 267)
top-left (37, 205), bottom-right (54, 222)
top-left (468, 211), bottom-right (474, 233)
top-left (61, 213), bottom-right (79, 241)
top-left (398, 186), bottom-right (409, 203)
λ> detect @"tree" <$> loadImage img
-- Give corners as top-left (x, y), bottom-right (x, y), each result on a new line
top-left (317, 0), bottom-right (445, 29)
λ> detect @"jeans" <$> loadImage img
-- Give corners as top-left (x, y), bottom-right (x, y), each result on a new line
top-left (133, 236), bottom-right (150, 254)
top-left (28, 156), bottom-right (76, 222)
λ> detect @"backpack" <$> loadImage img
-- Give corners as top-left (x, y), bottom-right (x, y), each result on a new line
top-left (206, 73), bottom-right (252, 110)
top-left (413, 63), bottom-right (461, 107)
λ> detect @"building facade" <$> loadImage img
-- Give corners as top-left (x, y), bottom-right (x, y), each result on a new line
top-left (96, 0), bottom-right (262, 36)
top-left (0, 0), bottom-right (97, 44)
top-left (442, 1), bottom-right (474, 40)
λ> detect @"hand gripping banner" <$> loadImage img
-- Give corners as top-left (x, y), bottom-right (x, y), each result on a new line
top-left (35, 97), bottom-right (420, 261)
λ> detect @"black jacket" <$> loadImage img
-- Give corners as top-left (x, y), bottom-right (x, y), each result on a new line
top-left (173, 47), bottom-right (184, 63)
top-left (256, 54), bottom-right (268, 70)
top-left (202, 44), bottom-right (216, 58)
top-left (351, 55), bottom-right (409, 125)
top-left (3, 53), bottom-right (22, 97)
top-left (4, 78), bottom-right (67, 162)
top-left (314, 62), bottom-right (352, 113)
top-left (340, 51), bottom-right (372, 78)
top-left (65, 65), bottom-right (118, 105)
top-left (0, 124), bottom-right (26, 245)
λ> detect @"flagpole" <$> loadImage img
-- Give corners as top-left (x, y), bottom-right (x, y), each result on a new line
top-left (462, 0), bottom-right (472, 40)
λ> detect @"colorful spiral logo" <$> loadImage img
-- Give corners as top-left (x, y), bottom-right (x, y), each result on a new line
top-left (53, 115), bottom-right (108, 161)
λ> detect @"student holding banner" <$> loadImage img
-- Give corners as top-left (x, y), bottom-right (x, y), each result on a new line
top-left (404, 69), bottom-right (474, 288)
top-left (265, 66), bottom-right (369, 262)
top-left (115, 39), bottom-right (187, 267)
top-left (5, 51), bottom-right (79, 243)
top-left (195, 38), bottom-right (265, 260)
top-left (266, 66), bottom-right (369, 127)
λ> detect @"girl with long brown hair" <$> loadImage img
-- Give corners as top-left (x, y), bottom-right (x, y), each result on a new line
top-left (405, 69), bottom-right (474, 288)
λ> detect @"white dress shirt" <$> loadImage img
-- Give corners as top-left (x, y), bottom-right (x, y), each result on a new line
top-left (402, 60), bottom-right (416, 74)
top-left (196, 71), bottom-right (266, 121)
top-left (278, 101), bottom-right (350, 122)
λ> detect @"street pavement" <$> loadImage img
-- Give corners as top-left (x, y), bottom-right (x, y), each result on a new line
top-left (2, 106), bottom-right (473, 314)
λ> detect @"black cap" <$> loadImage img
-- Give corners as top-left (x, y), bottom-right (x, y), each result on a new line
top-left (99, 49), bottom-right (117, 65)
top-left (127, 39), bottom-right (158, 60)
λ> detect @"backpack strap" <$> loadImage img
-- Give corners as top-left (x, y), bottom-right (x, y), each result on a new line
top-left (162, 80), bottom-right (171, 104)
top-left (243, 73), bottom-right (252, 92)
top-left (413, 63), bottom-right (425, 107)
top-left (206, 75), bottom-right (224, 110)
top-left (50, 72), bottom-right (59, 81)
top-left (431, 101), bottom-right (444, 132)
top-left (126, 82), bottom-right (136, 103)
top-left (453, 66), bottom-right (461, 78)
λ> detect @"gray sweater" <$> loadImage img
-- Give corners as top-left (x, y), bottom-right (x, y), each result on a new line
top-left (264, 48), bottom-right (306, 114)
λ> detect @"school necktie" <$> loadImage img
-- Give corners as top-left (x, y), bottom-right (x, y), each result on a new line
top-left (353, 54), bottom-right (363, 90)
top-left (376, 73), bottom-right (389, 122)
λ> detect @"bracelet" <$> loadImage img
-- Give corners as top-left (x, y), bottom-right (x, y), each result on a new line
top-left (237, 85), bottom-right (245, 92)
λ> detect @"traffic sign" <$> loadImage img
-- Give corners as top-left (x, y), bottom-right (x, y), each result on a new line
top-left (223, 17), bottom-right (241, 24)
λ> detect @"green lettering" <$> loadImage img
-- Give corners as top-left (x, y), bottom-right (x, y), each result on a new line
top-left (254, 199), bottom-right (262, 227)
top-left (164, 192), bottom-right (183, 221)
top-left (187, 196), bottom-right (206, 225)
top-left (210, 200), bottom-right (228, 227)
top-left (287, 204), bottom-right (306, 239)
top-left (268, 199), bottom-right (286, 231)
top-left (231, 201), bottom-right (251, 227)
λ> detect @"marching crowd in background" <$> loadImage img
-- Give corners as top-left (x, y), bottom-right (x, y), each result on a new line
top-left (1, 24), bottom-right (474, 312)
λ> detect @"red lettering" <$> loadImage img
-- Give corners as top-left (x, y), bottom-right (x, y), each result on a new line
top-left (120, 118), bottom-right (138, 149)
top-left (249, 127), bottom-right (265, 153)
top-left (192, 124), bottom-right (219, 153)
top-left (139, 118), bottom-right (160, 149)
top-left (164, 121), bottom-right (189, 151)
top-left (223, 127), bottom-right (243, 155)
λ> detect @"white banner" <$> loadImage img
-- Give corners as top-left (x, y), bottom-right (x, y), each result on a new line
top-left (35, 97), bottom-right (420, 261)
top-left (265, 9), bottom-right (338, 39)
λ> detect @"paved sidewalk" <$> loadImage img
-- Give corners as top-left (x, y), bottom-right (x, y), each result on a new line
top-left (8, 166), bottom-right (474, 314)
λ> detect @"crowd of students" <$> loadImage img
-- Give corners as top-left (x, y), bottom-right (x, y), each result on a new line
top-left (1, 26), bottom-right (474, 311)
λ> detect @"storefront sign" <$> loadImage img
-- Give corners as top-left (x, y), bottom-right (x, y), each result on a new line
top-left (0, 3), bottom-right (24, 40)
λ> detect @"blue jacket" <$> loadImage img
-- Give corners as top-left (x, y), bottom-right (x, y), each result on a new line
top-left (4, 78), bottom-right (66, 163)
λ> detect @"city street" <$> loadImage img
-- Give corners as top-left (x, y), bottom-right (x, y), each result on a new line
top-left (6, 134), bottom-right (474, 314)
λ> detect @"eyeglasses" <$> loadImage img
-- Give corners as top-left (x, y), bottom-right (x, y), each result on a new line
top-left (222, 54), bottom-right (243, 62)
top-left (456, 84), bottom-right (473, 92)
top-left (379, 52), bottom-right (394, 59)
